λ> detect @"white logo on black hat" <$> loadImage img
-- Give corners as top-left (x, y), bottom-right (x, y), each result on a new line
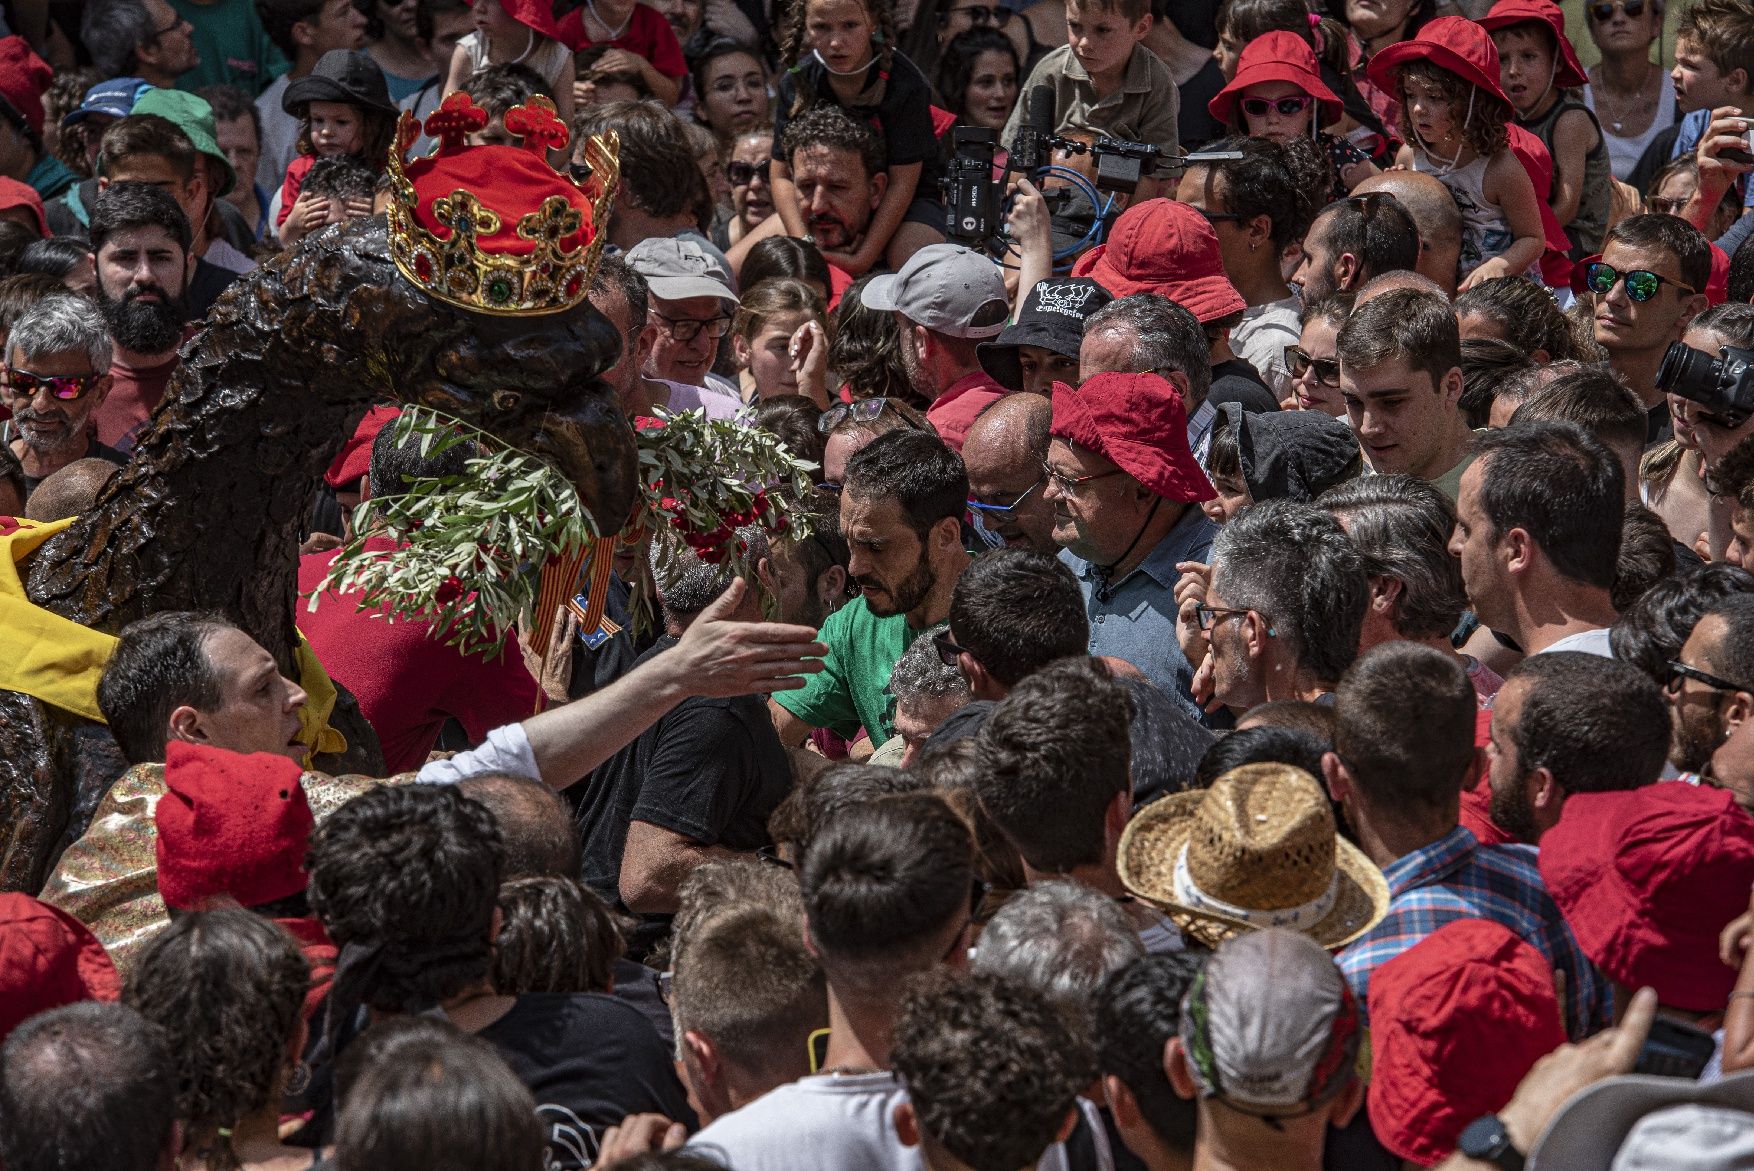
top-left (1035, 282), bottom-right (1095, 318)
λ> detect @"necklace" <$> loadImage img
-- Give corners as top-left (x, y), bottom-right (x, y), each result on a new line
top-left (1591, 61), bottom-right (1655, 133)
top-left (584, 0), bottom-right (632, 41)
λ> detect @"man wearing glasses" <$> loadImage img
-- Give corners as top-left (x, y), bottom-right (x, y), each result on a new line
top-left (1588, 214), bottom-right (1710, 440)
top-left (625, 236), bottom-right (744, 412)
top-left (1668, 594), bottom-right (1754, 809)
top-left (1, 295), bottom-right (126, 502)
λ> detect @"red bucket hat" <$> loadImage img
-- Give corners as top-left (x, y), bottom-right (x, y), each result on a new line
top-left (155, 741), bottom-right (317, 912)
top-left (1368, 919), bottom-right (1566, 1167)
top-left (1050, 373), bottom-right (1216, 503)
top-left (0, 36), bottom-right (50, 136)
top-left (0, 176), bottom-right (45, 236)
top-left (1366, 16), bottom-right (1512, 108)
top-left (0, 893), bottom-right (121, 1042)
top-left (1072, 199), bottom-right (1247, 323)
top-left (1209, 32), bottom-right (1344, 130)
top-left (1539, 783), bottom-right (1754, 1013)
top-left (1506, 124), bottom-right (1574, 286)
top-left (1478, 0), bottom-right (1588, 90)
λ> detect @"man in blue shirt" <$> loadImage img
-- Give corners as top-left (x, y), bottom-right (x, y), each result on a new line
top-left (1046, 367), bottom-right (1219, 722)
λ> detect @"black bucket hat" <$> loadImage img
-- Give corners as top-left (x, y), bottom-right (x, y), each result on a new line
top-left (978, 277), bottom-right (1112, 391)
top-left (284, 49), bottom-right (397, 116)
top-left (1217, 402), bottom-right (1361, 503)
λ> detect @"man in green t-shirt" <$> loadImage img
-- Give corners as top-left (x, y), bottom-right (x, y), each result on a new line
top-left (170, 0), bottom-right (293, 96)
top-left (772, 429), bottom-right (972, 748)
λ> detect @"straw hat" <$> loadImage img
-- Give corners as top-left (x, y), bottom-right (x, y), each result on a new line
top-left (1118, 763), bottom-right (1389, 951)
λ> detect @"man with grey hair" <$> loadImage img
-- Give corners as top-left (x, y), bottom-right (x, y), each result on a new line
top-left (574, 533), bottom-right (792, 937)
top-left (869, 625), bottom-right (971, 767)
top-left (1, 294), bottom-right (125, 499)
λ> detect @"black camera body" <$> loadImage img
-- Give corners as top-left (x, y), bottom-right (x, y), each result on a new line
top-left (945, 127), bottom-right (1001, 248)
top-left (1657, 339), bottom-right (1754, 427)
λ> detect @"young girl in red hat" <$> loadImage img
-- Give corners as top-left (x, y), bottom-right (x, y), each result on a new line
top-left (1368, 16), bottom-right (1546, 290)
top-left (1480, 0), bottom-right (1611, 258)
top-left (1209, 31), bottom-right (1379, 199)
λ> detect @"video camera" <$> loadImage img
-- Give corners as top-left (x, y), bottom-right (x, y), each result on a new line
top-left (1657, 339), bottom-right (1754, 429)
top-left (943, 85), bottom-right (1243, 251)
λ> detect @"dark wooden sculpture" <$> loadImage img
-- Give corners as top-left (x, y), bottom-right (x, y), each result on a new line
top-left (0, 215), bottom-right (639, 893)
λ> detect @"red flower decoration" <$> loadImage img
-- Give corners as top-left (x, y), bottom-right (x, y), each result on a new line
top-left (423, 93), bottom-right (489, 151)
top-left (634, 416), bottom-right (668, 431)
top-left (435, 575), bottom-right (465, 604)
top-left (504, 98), bottom-right (570, 155)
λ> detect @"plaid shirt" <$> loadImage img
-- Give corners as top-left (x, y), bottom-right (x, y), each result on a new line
top-left (1338, 827), bottom-right (1610, 1041)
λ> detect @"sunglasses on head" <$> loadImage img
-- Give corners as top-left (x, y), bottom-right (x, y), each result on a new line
top-left (1584, 261), bottom-right (1696, 303)
top-left (1283, 344), bottom-right (1340, 386)
top-left (726, 159), bottom-right (771, 186)
top-left (3, 366), bottom-right (102, 401)
top-left (1240, 95), bottom-right (1314, 118)
top-left (1589, 0), bottom-right (1645, 19)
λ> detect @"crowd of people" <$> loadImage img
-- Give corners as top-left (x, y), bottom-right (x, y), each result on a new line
top-left (5, 0), bottom-right (1754, 1166)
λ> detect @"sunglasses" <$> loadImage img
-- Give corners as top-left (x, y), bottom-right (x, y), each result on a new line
top-left (817, 397), bottom-right (929, 434)
top-left (1585, 262), bottom-right (1696, 303)
top-left (1284, 344), bottom-right (1340, 387)
top-left (1240, 95), bottom-right (1314, 118)
top-left (1193, 603), bottom-right (1253, 631)
top-left (3, 366), bottom-right (103, 401)
top-left (966, 475), bottom-right (1044, 519)
top-left (1589, 0), bottom-right (1645, 18)
top-left (726, 159), bottom-right (771, 186)
top-left (933, 628), bottom-right (972, 667)
top-left (651, 311), bottom-right (732, 341)
top-left (1666, 659), bottom-right (1749, 695)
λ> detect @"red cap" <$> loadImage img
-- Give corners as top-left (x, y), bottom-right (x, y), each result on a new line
top-left (1050, 373), bottom-right (1216, 503)
top-left (1368, 919), bottom-right (1566, 1166)
top-left (0, 36), bottom-right (49, 135)
top-left (1539, 783), bottom-right (1754, 1013)
top-left (0, 893), bottom-right (121, 1042)
top-left (1072, 199), bottom-right (1247, 322)
top-left (1209, 32), bottom-right (1344, 129)
top-left (498, 0), bottom-right (568, 40)
top-left (0, 175), bottom-right (45, 236)
top-left (324, 404), bottom-right (401, 489)
top-left (1478, 0), bottom-right (1588, 89)
top-left (155, 741), bottom-right (316, 912)
top-left (1366, 17), bottom-right (1512, 108)
top-left (1506, 124), bottom-right (1574, 287)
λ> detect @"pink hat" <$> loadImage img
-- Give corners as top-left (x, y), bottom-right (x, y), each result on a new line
top-left (1050, 373), bottom-right (1215, 503)
top-left (1539, 783), bottom-right (1754, 1013)
top-left (1209, 32), bottom-right (1344, 130)
top-left (1072, 199), bottom-right (1247, 323)
top-left (1479, 0), bottom-right (1588, 90)
top-left (1366, 16), bottom-right (1512, 108)
top-left (1368, 919), bottom-right (1566, 1166)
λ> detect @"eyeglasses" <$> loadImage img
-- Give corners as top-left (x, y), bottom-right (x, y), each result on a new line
top-left (1589, 0), bottom-right (1645, 19)
top-left (939, 4), bottom-right (1012, 23)
top-left (1193, 603), bottom-right (1253, 631)
top-left (1042, 460), bottom-right (1125, 493)
top-left (726, 159), bottom-right (771, 186)
top-left (1241, 95), bottom-right (1314, 118)
top-left (757, 843), bottom-right (794, 870)
top-left (651, 311), bottom-right (732, 341)
top-left (1648, 196), bottom-right (1687, 217)
top-left (967, 475), bottom-right (1044, 519)
top-left (1666, 659), bottom-right (1749, 695)
top-left (1584, 262), bottom-right (1696, 303)
top-left (817, 397), bottom-right (929, 435)
top-left (933, 628), bottom-right (972, 667)
top-left (1194, 208), bottom-right (1246, 225)
top-left (3, 365), bottom-right (103, 401)
top-left (1284, 344), bottom-right (1341, 387)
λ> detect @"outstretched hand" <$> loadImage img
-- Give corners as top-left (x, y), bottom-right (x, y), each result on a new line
top-left (1496, 986), bottom-right (1657, 1153)
top-left (669, 577), bottom-right (827, 697)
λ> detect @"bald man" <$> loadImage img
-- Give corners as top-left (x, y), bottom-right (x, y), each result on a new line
top-left (22, 458), bottom-right (120, 522)
top-left (1355, 270), bottom-right (1451, 305)
top-left (961, 392), bottom-right (1057, 553)
top-left (1352, 170), bottom-right (1464, 297)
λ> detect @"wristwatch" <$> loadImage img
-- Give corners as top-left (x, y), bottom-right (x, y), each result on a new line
top-left (1458, 1115), bottom-right (1525, 1171)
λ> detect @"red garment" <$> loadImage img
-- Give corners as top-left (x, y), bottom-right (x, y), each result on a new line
top-left (926, 370), bottom-right (1009, 451)
top-left (1459, 776), bottom-right (1518, 847)
top-left (556, 3), bottom-right (685, 77)
top-left (827, 261), bottom-right (852, 311)
top-left (0, 893), bottom-right (120, 1043)
top-left (97, 352), bottom-right (180, 451)
top-left (276, 154), bottom-right (316, 230)
top-left (275, 916), bottom-right (337, 1023)
top-left (297, 536), bottom-right (543, 773)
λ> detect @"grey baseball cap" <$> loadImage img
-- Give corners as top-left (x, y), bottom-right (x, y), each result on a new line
top-left (625, 236), bottom-right (738, 304)
top-left (862, 244), bottom-right (1010, 338)
top-left (1529, 1071), bottom-right (1754, 1170)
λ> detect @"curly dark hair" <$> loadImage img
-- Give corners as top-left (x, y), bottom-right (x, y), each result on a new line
top-left (123, 910), bottom-right (309, 1171)
top-left (306, 785), bottom-right (504, 1011)
top-left (829, 273), bottom-right (917, 404)
top-left (779, 103), bottom-right (886, 181)
top-left (892, 972), bottom-right (1096, 1171)
top-left (491, 876), bottom-right (623, 994)
top-left (1393, 59), bottom-right (1510, 160)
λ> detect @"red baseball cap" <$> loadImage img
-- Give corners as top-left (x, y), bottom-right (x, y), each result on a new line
top-left (0, 36), bottom-right (50, 136)
top-left (1209, 32), bottom-right (1344, 130)
top-left (1539, 783), bottom-right (1754, 1012)
top-left (1367, 17), bottom-right (1512, 108)
top-left (1478, 0), bottom-right (1588, 89)
top-left (0, 176), bottom-right (45, 236)
top-left (0, 893), bottom-right (121, 1042)
top-left (1072, 199), bottom-right (1248, 323)
top-left (324, 405), bottom-right (402, 490)
top-left (155, 741), bottom-right (316, 912)
top-left (1050, 373), bottom-right (1216, 503)
top-left (1506, 124), bottom-right (1574, 287)
top-left (1368, 919), bottom-right (1566, 1167)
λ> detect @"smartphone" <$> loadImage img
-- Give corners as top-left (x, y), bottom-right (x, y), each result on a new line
top-left (1633, 1016), bottom-right (1718, 1079)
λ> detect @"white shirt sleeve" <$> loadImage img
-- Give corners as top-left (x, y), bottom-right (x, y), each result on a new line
top-left (414, 721), bottom-right (539, 785)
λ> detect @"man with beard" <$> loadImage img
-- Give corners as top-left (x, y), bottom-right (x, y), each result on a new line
top-left (1669, 594), bottom-right (1754, 808)
top-left (1, 295), bottom-right (128, 499)
top-left (771, 429), bottom-right (969, 750)
top-left (755, 107), bottom-right (891, 280)
top-left (1289, 194), bottom-right (1419, 304)
top-left (87, 182), bottom-right (196, 454)
top-left (1480, 652), bottom-right (1668, 845)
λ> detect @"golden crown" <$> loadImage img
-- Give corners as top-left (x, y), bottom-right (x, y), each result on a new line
top-left (385, 94), bottom-right (619, 317)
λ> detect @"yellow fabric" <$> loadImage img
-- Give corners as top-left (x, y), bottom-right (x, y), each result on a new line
top-left (0, 515), bottom-right (346, 760)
